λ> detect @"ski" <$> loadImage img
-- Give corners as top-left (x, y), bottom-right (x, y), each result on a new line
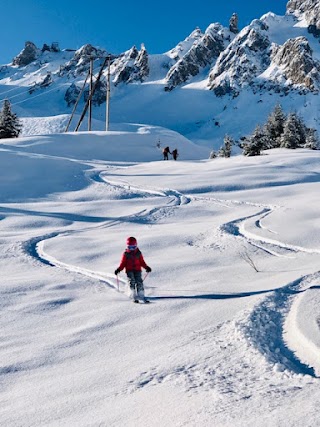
top-left (132, 299), bottom-right (150, 304)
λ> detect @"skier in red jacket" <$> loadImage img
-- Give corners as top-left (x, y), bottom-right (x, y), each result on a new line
top-left (115, 236), bottom-right (152, 302)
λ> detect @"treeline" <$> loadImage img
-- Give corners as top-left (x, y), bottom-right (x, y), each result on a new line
top-left (211, 104), bottom-right (319, 158)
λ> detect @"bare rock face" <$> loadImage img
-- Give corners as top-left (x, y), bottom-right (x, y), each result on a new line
top-left (61, 44), bottom-right (107, 76)
top-left (112, 44), bottom-right (149, 85)
top-left (133, 44), bottom-right (150, 81)
top-left (164, 24), bottom-right (227, 91)
top-left (64, 83), bottom-right (81, 106)
top-left (208, 20), bottom-right (271, 96)
top-left (84, 80), bottom-right (107, 106)
top-left (65, 74), bottom-right (108, 107)
top-left (271, 36), bottom-right (320, 90)
top-left (12, 41), bottom-right (40, 66)
top-left (287, 0), bottom-right (320, 37)
top-left (229, 13), bottom-right (239, 34)
top-left (29, 72), bottom-right (54, 94)
top-left (41, 42), bottom-right (60, 53)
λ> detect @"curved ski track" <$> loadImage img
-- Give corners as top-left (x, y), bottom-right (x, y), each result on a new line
top-left (21, 169), bottom-right (320, 378)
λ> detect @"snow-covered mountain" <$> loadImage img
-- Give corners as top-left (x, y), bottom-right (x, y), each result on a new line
top-left (1, 0), bottom-right (320, 149)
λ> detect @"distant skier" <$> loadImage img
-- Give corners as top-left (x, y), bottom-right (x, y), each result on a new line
top-left (114, 236), bottom-right (152, 303)
top-left (172, 148), bottom-right (179, 160)
top-left (162, 146), bottom-right (171, 160)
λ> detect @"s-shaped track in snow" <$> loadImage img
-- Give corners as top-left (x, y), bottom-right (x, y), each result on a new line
top-left (22, 170), bottom-right (320, 377)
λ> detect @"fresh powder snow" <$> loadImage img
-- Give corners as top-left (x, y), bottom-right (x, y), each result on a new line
top-left (0, 125), bottom-right (319, 426)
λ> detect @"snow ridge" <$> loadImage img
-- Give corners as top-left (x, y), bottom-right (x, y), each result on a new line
top-left (239, 274), bottom-right (317, 377)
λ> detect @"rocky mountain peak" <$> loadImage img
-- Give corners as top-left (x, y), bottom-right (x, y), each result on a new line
top-left (271, 36), bottom-right (320, 91)
top-left (208, 19), bottom-right (271, 96)
top-left (12, 41), bottom-right (41, 66)
top-left (229, 13), bottom-right (239, 34)
top-left (112, 44), bottom-right (150, 86)
top-left (167, 28), bottom-right (203, 61)
top-left (60, 44), bottom-right (107, 76)
top-left (164, 23), bottom-right (230, 91)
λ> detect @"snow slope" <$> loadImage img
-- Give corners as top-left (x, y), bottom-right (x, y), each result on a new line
top-left (0, 126), bottom-right (320, 426)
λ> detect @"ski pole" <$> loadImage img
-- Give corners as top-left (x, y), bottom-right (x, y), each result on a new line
top-left (116, 273), bottom-right (119, 291)
top-left (143, 272), bottom-right (149, 281)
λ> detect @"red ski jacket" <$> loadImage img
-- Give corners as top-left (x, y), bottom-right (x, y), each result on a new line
top-left (118, 248), bottom-right (148, 273)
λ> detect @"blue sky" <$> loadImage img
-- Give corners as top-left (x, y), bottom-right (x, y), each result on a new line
top-left (2, 0), bottom-right (288, 64)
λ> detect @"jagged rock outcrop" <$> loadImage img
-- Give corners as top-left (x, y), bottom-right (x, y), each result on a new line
top-left (112, 44), bottom-right (149, 85)
top-left (229, 13), bottom-right (239, 34)
top-left (64, 83), bottom-right (81, 106)
top-left (60, 44), bottom-right (107, 76)
top-left (84, 80), bottom-right (107, 106)
top-left (65, 75), bottom-right (108, 107)
top-left (208, 19), bottom-right (271, 96)
top-left (135, 44), bottom-right (149, 80)
top-left (29, 72), bottom-right (53, 94)
top-left (40, 72), bottom-right (53, 87)
top-left (73, 44), bottom-right (105, 63)
top-left (164, 24), bottom-right (228, 91)
top-left (287, 0), bottom-right (320, 36)
top-left (41, 42), bottom-right (60, 53)
top-left (271, 36), bottom-right (320, 91)
top-left (167, 28), bottom-right (203, 62)
top-left (12, 41), bottom-right (40, 66)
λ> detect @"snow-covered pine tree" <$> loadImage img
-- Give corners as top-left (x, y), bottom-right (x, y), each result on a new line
top-left (218, 134), bottom-right (234, 157)
top-left (304, 127), bottom-right (319, 150)
top-left (0, 99), bottom-right (22, 139)
top-left (280, 112), bottom-right (305, 149)
top-left (264, 104), bottom-right (286, 148)
top-left (242, 125), bottom-right (265, 156)
top-left (209, 149), bottom-right (217, 159)
top-left (294, 113), bottom-right (307, 147)
top-left (0, 100), bottom-right (22, 138)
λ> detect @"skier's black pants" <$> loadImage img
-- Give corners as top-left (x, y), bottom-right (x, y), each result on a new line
top-left (126, 271), bottom-right (144, 295)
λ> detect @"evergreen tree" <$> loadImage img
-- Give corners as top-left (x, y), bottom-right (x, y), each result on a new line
top-left (304, 127), bottom-right (319, 150)
top-left (264, 104), bottom-right (286, 148)
top-left (294, 112), bottom-right (307, 147)
top-left (218, 134), bottom-right (234, 157)
top-left (242, 125), bottom-right (265, 156)
top-left (244, 105), bottom-right (317, 154)
top-left (280, 112), bottom-right (305, 149)
top-left (209, 149), bottom-right (217, 159)
top-left (0, 99), bottom-right (22, 139)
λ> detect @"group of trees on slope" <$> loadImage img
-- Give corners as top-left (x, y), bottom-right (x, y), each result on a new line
top-left (211, 104), bottom-right (319, 158)
top-left (0, 99), bottom-right (319, 159)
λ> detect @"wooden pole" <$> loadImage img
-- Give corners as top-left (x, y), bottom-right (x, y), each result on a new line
top-left (106, 56), bottom-right (111, 131)
top-left (74, 56), bottom-right (108, 132)
top-left (88, 57), bottom-right (93, 131)
top-left (65, 70), bottom-right (90, 132)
